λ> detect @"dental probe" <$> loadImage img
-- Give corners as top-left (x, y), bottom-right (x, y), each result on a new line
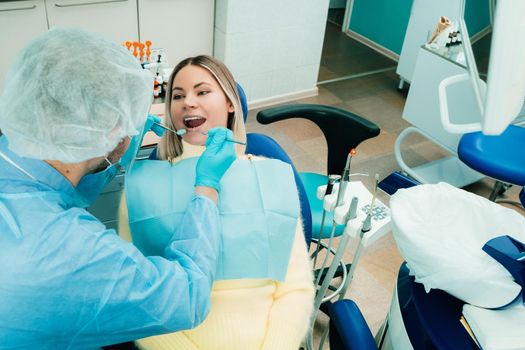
top-left (152, 122), bottom-right (246, 145)
top-left (153, 121), bottom-right (179, 135)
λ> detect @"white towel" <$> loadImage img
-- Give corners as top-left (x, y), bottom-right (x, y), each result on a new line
top-left (463, 300), bottom-right (525, 350)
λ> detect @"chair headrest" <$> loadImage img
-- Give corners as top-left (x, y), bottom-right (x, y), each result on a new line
top-left (236, 83), bottom-right (248, 123)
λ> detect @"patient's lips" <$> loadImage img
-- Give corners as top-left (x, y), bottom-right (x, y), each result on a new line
top-left (183, 116), bottom-right (206, 129)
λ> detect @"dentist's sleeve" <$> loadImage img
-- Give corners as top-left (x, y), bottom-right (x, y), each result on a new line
top-left (70, 194), bottom-right (221, 348)
top-left (164, 194), bottom-right (221, 293)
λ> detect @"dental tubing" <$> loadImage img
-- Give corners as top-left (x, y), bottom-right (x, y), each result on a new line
top-left (314, 149), bottom-right (356, 287)
top-left (312, 174), bottom-right (340, 267)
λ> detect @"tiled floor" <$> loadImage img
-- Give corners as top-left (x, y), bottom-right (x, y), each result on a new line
top-left (246, 22), bottom-right (521, 349)
top-left (318, 22), bottom-right (397, 82)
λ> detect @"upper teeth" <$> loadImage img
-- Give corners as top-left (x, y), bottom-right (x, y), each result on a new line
top-left (185, 116), bottom-right (202, 121)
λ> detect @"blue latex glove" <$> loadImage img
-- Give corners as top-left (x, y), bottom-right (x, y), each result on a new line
top-left (120, 114), bottom-right (165, 169)
top-left (195, 127), bottom-right (236, 191)
top-left (145, 114), bottom-right (165, 137)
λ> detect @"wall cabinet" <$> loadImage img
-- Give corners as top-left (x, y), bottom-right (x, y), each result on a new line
top-left (0, 1), bottom-right (49, 91)
top-left (0, 0), bottom-right (214, 92)
top-left (45, 0), bottom-right (139, 44)
top-left (138, 0), bottom-right (214, 67)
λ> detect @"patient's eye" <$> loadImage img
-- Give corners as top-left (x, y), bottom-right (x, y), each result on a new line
top-left (172, 94), bottom-right (183, 100)
top-left (198, 90), bottom-right (210, 96)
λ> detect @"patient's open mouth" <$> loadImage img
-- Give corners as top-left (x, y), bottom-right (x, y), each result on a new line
top-left (183, 116), bottom-right (206, 129)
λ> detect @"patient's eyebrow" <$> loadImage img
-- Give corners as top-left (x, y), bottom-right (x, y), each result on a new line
top-left (172, 82), bottom-right (212, 93)
top-left (194, 82), bottom-right (212, 89)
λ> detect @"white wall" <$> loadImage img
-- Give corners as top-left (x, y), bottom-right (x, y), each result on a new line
top-left (214, 0), bottom-right (330, 106)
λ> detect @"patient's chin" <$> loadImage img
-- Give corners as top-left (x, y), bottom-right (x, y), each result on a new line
top-left (183, 135), bottom-right (206, 147)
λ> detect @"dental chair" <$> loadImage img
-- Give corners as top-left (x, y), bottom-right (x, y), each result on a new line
top-left (116, 84), bottom-right (382, 350)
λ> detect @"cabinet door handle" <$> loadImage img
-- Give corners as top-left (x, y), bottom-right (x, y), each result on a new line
top-left (0, 4), bottom-right (37, 12)
top-left (54, 0), bottom-right (127, 8)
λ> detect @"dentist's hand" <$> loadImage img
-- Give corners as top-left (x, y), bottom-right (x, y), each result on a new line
top-left (120, 114), bottom-right (165, 168)
top-left (145, 114), bottom-right (165, 137)
top-left (195, 127), bottom-right (236, 192)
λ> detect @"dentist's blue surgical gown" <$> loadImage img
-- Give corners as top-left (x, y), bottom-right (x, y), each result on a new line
top-left (0, 137), bottom-right (221, 349)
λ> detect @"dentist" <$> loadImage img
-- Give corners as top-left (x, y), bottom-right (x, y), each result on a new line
top-left (0, 28), bottom-right (235, 349)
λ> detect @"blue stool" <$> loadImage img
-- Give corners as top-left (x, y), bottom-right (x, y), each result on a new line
top-left (458, 125), bottom-right (525, 204)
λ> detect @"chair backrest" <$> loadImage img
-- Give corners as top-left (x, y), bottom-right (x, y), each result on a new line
top-left (236, 83), bottom-right (249, 123)
top-left (257, 104), bottom-right (380, 175)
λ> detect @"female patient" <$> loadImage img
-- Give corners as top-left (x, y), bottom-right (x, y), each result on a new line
top-left (120, 55), bottom-right (314, 350)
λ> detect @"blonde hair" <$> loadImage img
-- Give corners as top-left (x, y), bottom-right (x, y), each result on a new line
top-left (158, 55), bottom-right (246, 161)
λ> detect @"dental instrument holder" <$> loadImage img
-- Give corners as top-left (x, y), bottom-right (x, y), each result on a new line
top-left (316, 181), bottom-right (391, 247)
top-left (308, 182), bottom-right (391, 347)
top-left (483, 235), bottom-right (525, 304)
top-left (326, 174), bottom-right (340, 196)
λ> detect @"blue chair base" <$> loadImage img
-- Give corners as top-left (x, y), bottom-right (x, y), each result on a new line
top-left (299, 172), bottom-right (345, 239)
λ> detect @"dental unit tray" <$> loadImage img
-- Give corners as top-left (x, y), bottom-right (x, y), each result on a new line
top-left (316, 181), bottom-right (391, 247)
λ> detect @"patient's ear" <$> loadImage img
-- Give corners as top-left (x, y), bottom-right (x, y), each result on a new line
top-left (227, 100), bottom-right (234, 113)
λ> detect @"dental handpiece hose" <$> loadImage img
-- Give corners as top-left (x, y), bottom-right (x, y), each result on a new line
top-left (342, 180), bottom-right (376, 300)
top-left (314, 197), bottom-right (358, 304)
top-left (360, 174), bottom-right (380, 235)
top-left (313, 174), bottom-right (340, 268)
top-left (335, 148), bottom-right (356, 207)
top-left (314, 219), bottom-right (339, 287)
top-left (314, 149), bottom-right (357, 287)
top-left (338, 175), bottom-right (379, 300)
top-left (315, 196), bottom-right (359, 349)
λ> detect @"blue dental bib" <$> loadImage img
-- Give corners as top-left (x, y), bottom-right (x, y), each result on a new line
top-left (125, 157), bottom-right (299, 281)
